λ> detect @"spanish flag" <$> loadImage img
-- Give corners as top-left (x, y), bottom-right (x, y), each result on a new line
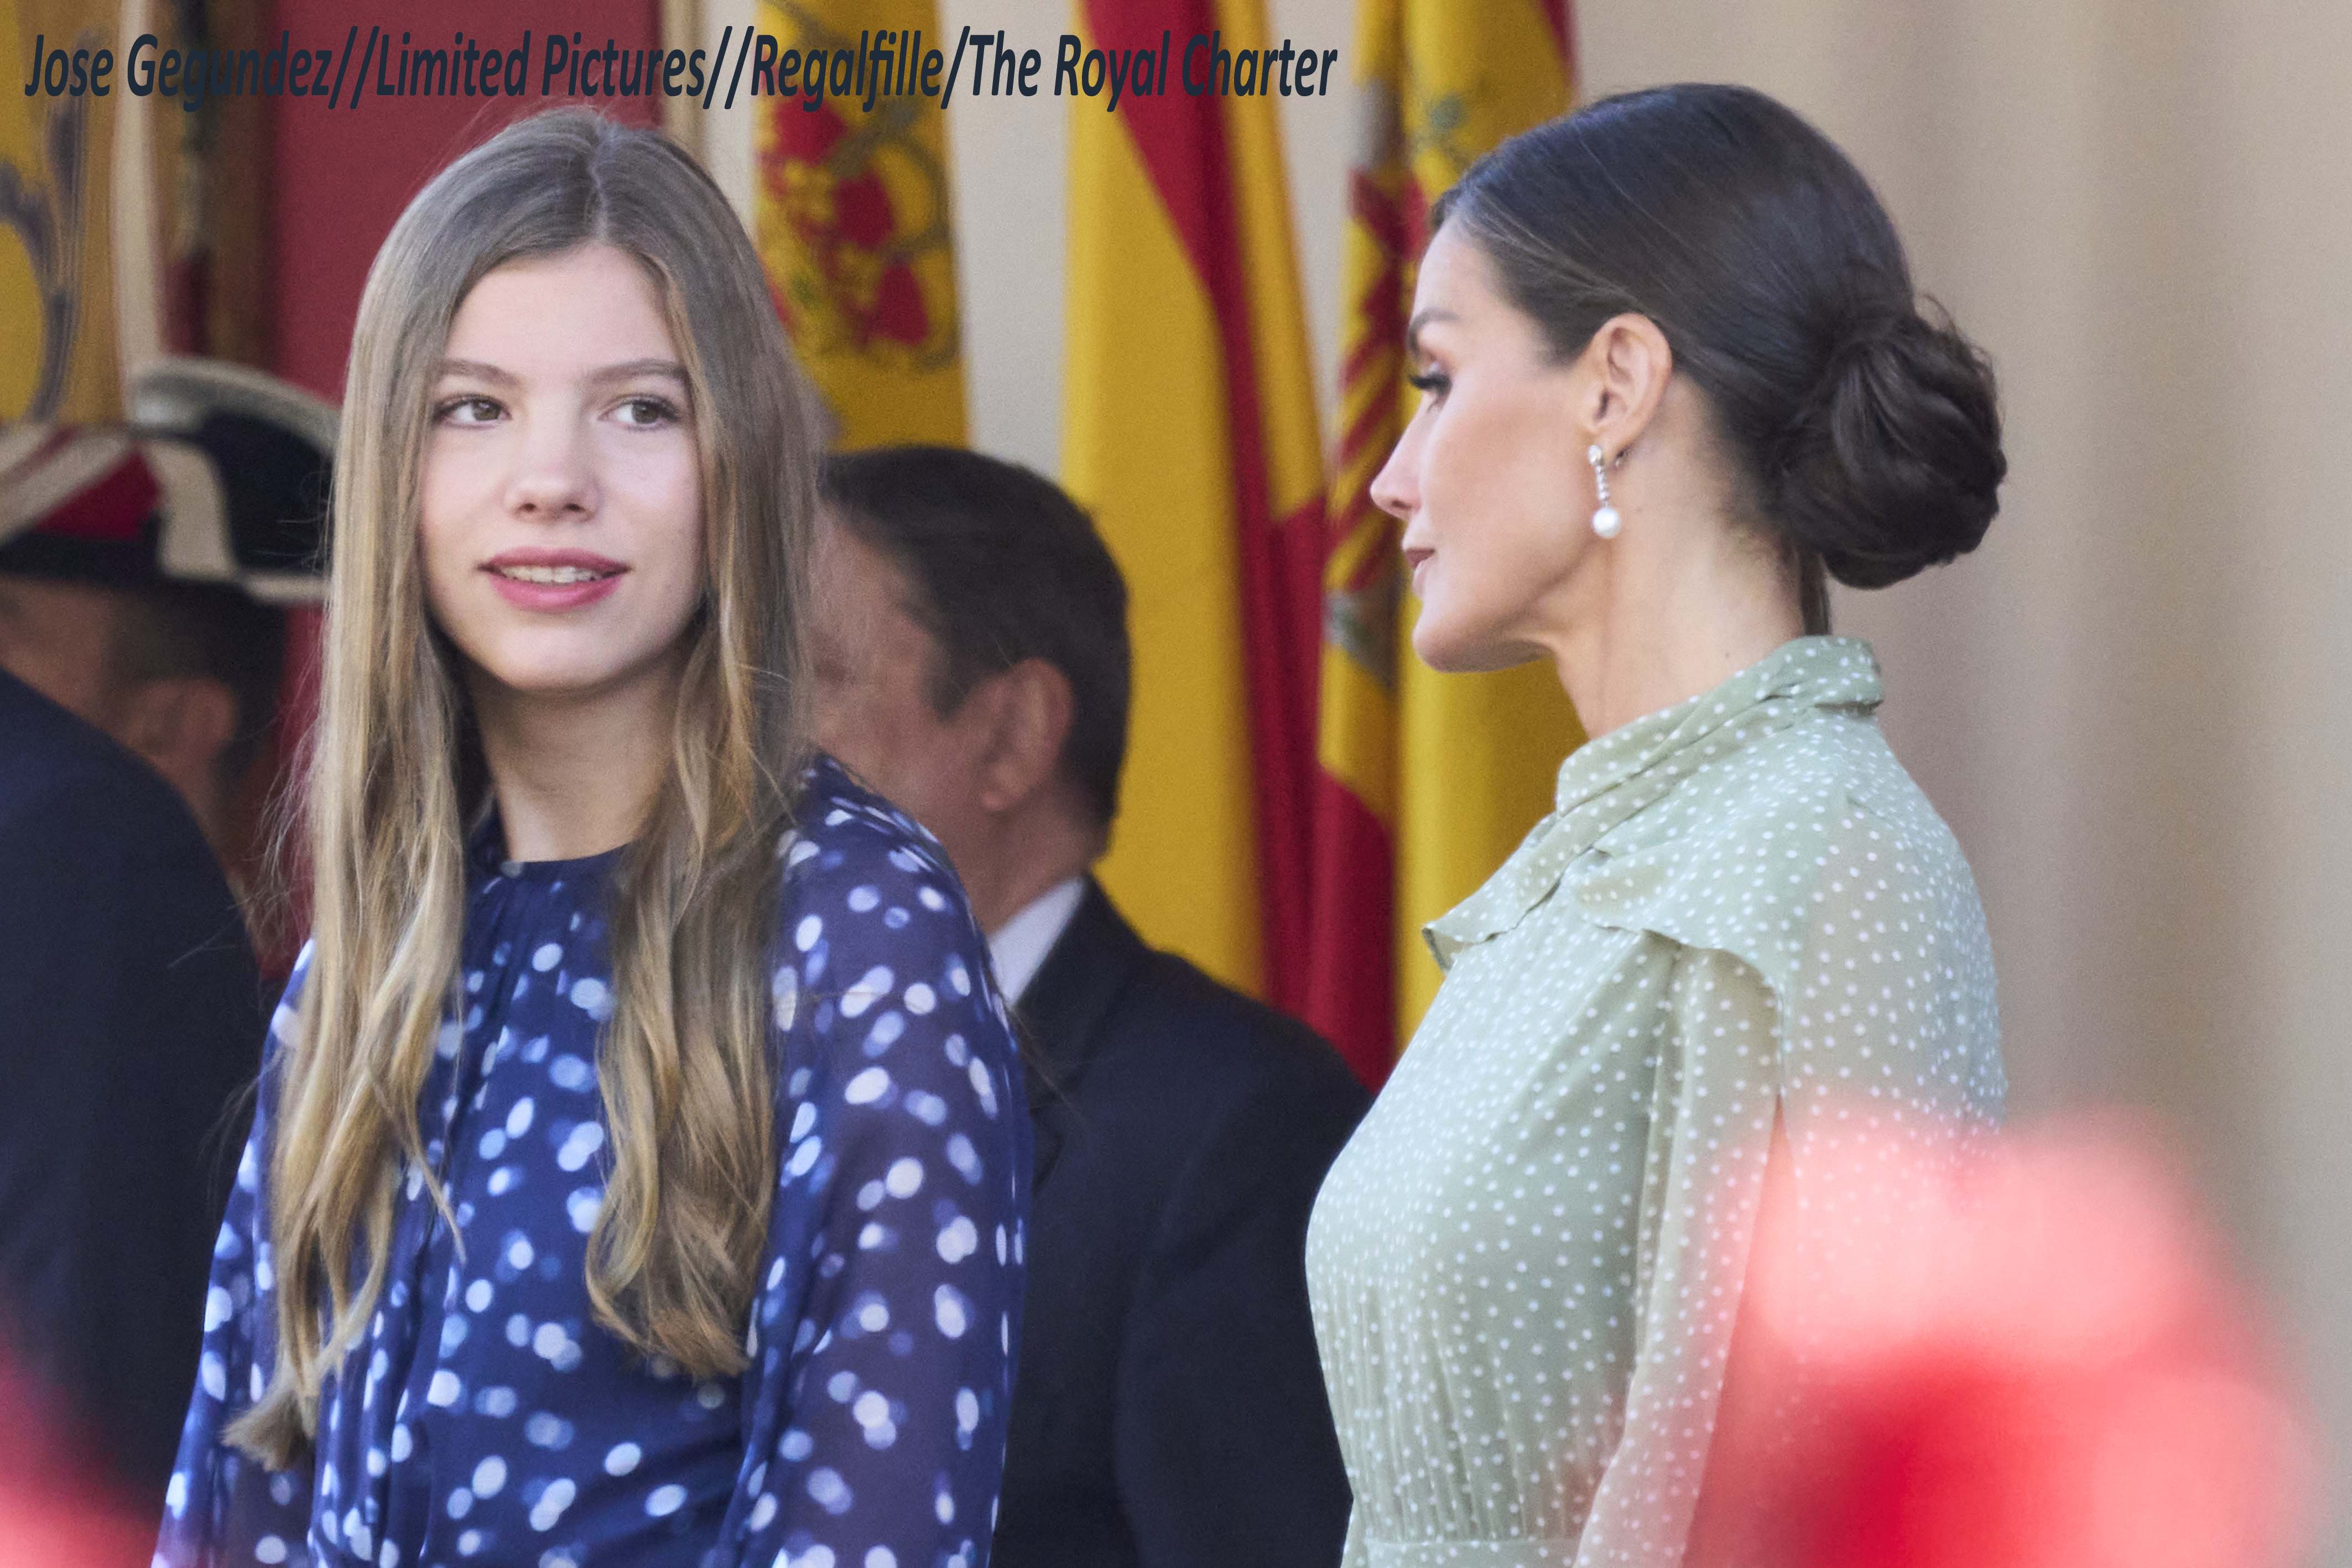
top-left (3, 0), bottom-right (130, 421)
top-left (1305, 0), bottom-right (1583, 1085)
top-left (756, 0), bottom-right (966, 447)
top-left (1062, 2), bottom-right (1326, 1006)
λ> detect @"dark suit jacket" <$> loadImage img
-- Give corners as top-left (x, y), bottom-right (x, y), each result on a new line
top-left (992, 879), bottom-right (1370, 1568)
top-left (0, 670), bottom-right (263, 1507)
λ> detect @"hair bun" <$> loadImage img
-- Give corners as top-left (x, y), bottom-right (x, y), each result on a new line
top-left (1771, 305), bottom-right (2006, 588)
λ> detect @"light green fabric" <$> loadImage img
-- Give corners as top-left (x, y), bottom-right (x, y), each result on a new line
top-left (1305, 636), bottom-right (2004, 1568)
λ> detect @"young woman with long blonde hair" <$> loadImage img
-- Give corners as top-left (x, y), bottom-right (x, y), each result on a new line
top-left (156, 108), bottom-right (1028, 1568)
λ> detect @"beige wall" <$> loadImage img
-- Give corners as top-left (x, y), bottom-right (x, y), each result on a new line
top-left (706, 1), bottom-right (2352, 1554)
top-left (1573, 6), bottom-right (2352, 1556)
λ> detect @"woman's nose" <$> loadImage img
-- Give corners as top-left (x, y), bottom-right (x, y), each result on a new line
top-left (1370, 428), bottom-right (1420, 522)
top-left (504, 424), bottom-right (596, 520)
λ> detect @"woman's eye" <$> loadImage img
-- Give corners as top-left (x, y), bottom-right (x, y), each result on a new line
top-left (433, 395), bottom-right (503, 425)
top-left (615, 395), bottom-right (681, 429)
top-left (1406, 368), bottom-right (1451, 401)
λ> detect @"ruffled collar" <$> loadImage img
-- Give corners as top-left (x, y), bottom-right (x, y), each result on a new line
top-left (1425, 635), bottom-right (1884, 967)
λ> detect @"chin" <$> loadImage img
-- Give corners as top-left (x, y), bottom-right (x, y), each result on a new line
top-left (1410, 610), bottom-right (1526, 675)
top-left (465, 635), bottom-right (663, 700)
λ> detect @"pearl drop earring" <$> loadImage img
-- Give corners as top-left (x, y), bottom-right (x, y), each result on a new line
top-left (1588, 444), bottom-right (1621, 539)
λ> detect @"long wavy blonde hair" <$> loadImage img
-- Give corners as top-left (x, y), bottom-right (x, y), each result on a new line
top-left (231, 108), bottom-right (823, 1464)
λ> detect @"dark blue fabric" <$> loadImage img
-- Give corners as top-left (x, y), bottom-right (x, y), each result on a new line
top-left (993, 882), bottom-right (1366, 1568)
top-left (158, 757), bottom-right (1029, 1568)
top-left (0, 671), bottom-right (263, 1509)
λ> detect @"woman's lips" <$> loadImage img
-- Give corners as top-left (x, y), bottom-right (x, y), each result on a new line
top-left (482, 553), bottom-right (627, 612)
top-left (1404, 547), bottom-right (1434, 595)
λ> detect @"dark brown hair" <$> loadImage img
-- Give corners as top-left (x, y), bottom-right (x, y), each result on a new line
top-left (821, 445), bottom-right (1131, 834)
top-left (1434, 83), bottom-right (2006, 631)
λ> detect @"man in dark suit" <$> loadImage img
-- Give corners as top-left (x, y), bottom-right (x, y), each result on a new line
top-left (812, 446), bottom-right (1370, 1568)
top-left (0, 360), bottom-right (329, 1512)
top-left (0, 669), bottom-right (264, 1509)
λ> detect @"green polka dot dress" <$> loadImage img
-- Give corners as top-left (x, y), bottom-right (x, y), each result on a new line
top-left (1305, 636), bottom-right (2003, 1567)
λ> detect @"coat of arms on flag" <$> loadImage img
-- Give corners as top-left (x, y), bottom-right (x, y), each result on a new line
top-left (756, 0), bottom-right (966, 449)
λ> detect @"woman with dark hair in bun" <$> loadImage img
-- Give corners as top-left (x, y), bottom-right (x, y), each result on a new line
top-left (1305, 84), bottom-right (2007, 1566)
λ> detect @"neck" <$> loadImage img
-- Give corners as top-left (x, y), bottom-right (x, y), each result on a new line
top-left (1541, 510), bottom-right (1806, 739)
top-left (962, 794), bottom-right (1099, 937)
top-left (178, 775), bottom-right (230, 864)
top-left (467, 654), bottom-right (682, 862)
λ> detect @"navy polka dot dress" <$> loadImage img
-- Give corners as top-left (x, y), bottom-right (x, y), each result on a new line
top-left (155, 758), bottom-right (1029, 1568)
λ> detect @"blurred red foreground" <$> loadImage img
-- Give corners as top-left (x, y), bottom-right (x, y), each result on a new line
top-left (0, 1117), bottom-right (2318, 1567)
top-left (0, 1363), bottom-right (156, 1567)
top-left (1694, 1114), bottom-right (2319, 1568)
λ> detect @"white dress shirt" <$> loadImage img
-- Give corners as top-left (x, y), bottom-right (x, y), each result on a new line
top-left (986, 876), bottom-right (1087, 1006)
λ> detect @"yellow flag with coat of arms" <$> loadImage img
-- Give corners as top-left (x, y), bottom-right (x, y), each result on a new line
top-left (756, 0), bottom-right (966, 449)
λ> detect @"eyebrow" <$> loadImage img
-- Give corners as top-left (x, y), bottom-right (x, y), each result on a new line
top-left (433, 357), bottom-right (689, 387)
top-left (1403, 308), bottom-right (1458, 363)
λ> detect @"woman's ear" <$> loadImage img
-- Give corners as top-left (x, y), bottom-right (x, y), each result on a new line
top-left (1578, 312), bottom-right (1675, 456)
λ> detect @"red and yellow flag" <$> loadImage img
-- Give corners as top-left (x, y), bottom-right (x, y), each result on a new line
top-left (756, 0), bottom-right (966, 447)
top-left (1305, 0), bottom-right (1584, 1085)
top-left (2, 1), bottom-right (122, 424)
top-left (4, 0), bottom-right (280, 425)
top-left (1063, 1), bottom-right (1326, 1006)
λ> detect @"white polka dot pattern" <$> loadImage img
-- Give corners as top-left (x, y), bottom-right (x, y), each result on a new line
top-left (1306, 637), bottom-right (2003, 1567)
top-left (152, 757), bottom-right (1028, 1568)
